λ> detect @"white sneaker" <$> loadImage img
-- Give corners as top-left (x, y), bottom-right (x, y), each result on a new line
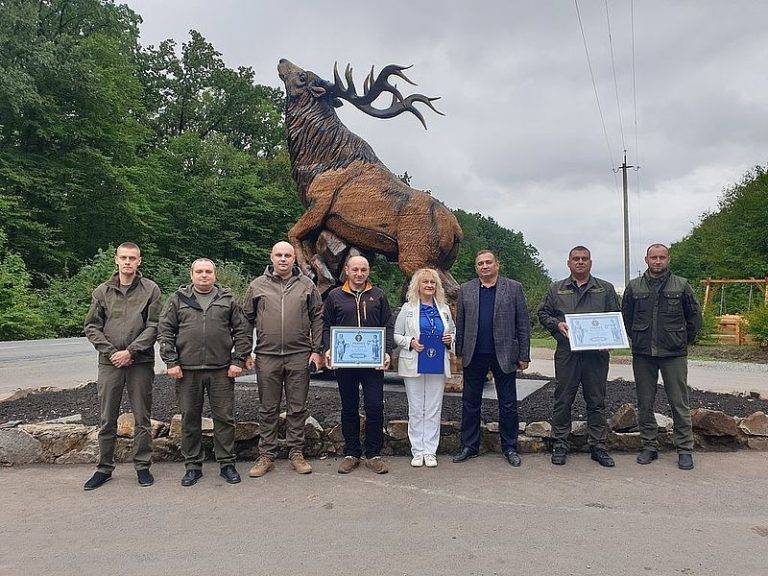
top-left (424, 454), bottom-right (438, 468)
top-left (410, 454), bottom-right (424, 467)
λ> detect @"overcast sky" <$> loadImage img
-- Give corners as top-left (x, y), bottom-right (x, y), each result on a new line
top-left (126, 0), bottom-right (768, 288)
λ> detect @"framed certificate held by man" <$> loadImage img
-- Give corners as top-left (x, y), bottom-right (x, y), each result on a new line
top-left (565, 312), bottom-right (630, 351)
top-left (330, 326), bottom-right (386, 368)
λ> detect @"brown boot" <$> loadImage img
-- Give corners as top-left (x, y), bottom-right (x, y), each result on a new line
top-left (337, 456), bottom-right (360, 474)
top-left (365, 456), bottom-right (389, 474)
top-left (248, 456), bottom-right (274, 478)
top-left (290, 453), bottom-right (312, 474)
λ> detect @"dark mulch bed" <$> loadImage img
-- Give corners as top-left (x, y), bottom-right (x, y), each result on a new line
top-left (2, 375), bottom-right (767, 427)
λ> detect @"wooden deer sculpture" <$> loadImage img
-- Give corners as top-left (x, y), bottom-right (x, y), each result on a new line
top-left (277, 58), bottom-right (463, 297)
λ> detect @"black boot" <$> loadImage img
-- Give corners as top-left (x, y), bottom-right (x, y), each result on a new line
top-left (678, 453), bottom-right (694, 470)
top-left (219, 465), bottom-right (241, 484)
top-left (137, 469), bottom-right (154, 486)
top-left (84, 471), bottom-right (112, 491)
top-left (551, 447), bottom-right (567, 466)
top-left (636, 449), bottom-right (658, 465)
top-left (181, 469), bottom-right (203, 487)
top-left (590, 447), bottom-right (615, 467)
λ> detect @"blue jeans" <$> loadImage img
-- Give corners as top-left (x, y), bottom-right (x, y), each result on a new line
top-left (461, 353), bottom-right (519, 453)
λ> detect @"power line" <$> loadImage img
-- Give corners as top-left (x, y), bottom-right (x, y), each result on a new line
top-left (574, 0), bottom-right (616, 171)
top-left (604, 0), bottom-right (626, 151)
top-left (630, 0), bottom-right (643, 259)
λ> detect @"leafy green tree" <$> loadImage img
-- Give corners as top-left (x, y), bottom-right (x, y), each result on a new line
top-left (0, 230), bottom-right (51, 339)
top-left (137, 30), bottom-right (285, 156)
top-left (671, 166), bottom-right (768, 313)
top-left (0, 0), bottom-right (147, 276)
top-left (40, 246), bottom-right (116, 337)
top-left (745, 305), bottom-right (768, 346)
top-left (452, 209), bottom-right (551, 313)
top-left (126, 134), bottom-right (301, 269)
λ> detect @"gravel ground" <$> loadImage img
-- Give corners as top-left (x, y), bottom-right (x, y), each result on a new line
top-left (1, 374), bottom-right (767, 427)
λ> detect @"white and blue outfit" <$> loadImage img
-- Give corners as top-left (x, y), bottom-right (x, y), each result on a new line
top-left (394, 301), bottom-right (455, 457)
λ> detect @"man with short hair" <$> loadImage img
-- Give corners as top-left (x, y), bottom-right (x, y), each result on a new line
top-left (83, 242), bottom-right (161, 490)
top-left (243, 241), bottom-right (324, 478)
top-left (453, 250), bottom-right (531, 467)
top-left (159, 258), bottom-right (251, 486)
top-left (538, 246), bottom-right (621, 467)
top-left (323, 255), bottom-right (394, 474)
top-left (622, 244), bottom-right (702, 470)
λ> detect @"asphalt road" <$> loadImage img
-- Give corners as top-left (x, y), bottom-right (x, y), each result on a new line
top-left (0, 338), bottom-right (104, 399)
top-left (528, 349), bottom-right (768, 397)
top-left (1, 338), bottom-right (766, 401)
top-left (1, 453), bottom-right (767, 576)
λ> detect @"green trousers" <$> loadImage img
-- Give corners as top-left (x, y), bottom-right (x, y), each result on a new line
top-left (633, 354), bottom-right (693, 453)
top-left (176, 368), bottom-right (236, 469)
top-left (255, 352), bottom-right (310, 459)
top-left (96, 362), bottom-right (153, 473)
top-left (552, 349), bottom-right (610, 450)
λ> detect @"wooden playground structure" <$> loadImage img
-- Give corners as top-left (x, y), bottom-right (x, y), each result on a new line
top-left (701, 278), bottom-right (768, 345)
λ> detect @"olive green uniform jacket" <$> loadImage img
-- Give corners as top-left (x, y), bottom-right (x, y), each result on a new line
top-left (621, 271), bottom-right (702, 357)
top-left (84, 272), bottom-right (162, 364)
top-left (158, 283), bottom-right (250, 370)
top-left (537, 276), bottom-right (622, 350)
top-left (242, 266), bottom-right (323, 356)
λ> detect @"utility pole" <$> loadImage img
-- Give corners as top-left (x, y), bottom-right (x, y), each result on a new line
top-left (617, 150), bottom-right (635, 289)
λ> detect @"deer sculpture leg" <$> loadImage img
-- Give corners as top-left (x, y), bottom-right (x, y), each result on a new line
top-left (287, 176), bottom-right (346, 276)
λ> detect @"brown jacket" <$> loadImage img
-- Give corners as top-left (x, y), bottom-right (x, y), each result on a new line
top-left (84, 272), bottom-right (162, 365)
top-left (158, 284), bottom-right (250, 370)
top-left (243, 266), bottom-right (323, 355)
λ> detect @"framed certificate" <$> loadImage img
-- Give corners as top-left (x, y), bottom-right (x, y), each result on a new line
top-left (565, 312), bottom-right (630, 351)
top-left (329, 326), bottom-right (386, 368)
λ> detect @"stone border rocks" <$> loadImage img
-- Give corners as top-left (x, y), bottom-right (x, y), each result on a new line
top-left (2, 403), bottom-right (767, 466)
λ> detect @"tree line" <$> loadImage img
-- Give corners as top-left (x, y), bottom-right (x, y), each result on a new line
top-left (670, 165), bottom-right (768, 343)
top-left (0, 0), bottom-right (549, 340)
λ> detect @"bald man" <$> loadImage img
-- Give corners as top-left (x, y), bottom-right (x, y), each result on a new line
top-left (243, 242), bottom-right (324, 477)
top-left (322, 255), bottom-right (394, 475)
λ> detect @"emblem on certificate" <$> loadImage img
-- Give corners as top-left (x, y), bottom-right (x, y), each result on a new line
top-left (330, 326), bottom-right (386, 368)
top-left (417, 333), bottom-right (445, 374)
top-left (565, 312), bottom-right (630, 351)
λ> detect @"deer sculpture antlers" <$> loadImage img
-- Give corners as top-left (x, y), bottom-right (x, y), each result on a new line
top-left (329, 63), bottom-right (444, 129)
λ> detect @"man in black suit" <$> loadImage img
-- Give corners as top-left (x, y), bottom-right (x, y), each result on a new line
top-left (454, 250), bottom-right (531, 466)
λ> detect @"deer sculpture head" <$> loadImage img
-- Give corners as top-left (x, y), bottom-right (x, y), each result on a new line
top-left (277, 58), bottom-right (443, 128)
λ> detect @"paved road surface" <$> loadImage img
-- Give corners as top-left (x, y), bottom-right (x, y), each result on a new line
top-left (1, 338), bottom-right (766, 401)
top-left (0, 338), bottom-right (546, 402)
top-left (0, 338), bottom-right (165, 400)
top-left (528, 348), bottom-right (768, 397)
top-left (1, 454), bottom-right (766, 576)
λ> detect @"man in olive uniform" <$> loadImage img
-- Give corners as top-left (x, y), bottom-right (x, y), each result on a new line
top-left (159, 258), bottom-right (251, 486)
top-left (538, 246), bottom-right (621, 467)
top-left (622, 244), bottom-right (702, 470)
top-left (83, 242), bottom-right (161, 490)
top-left (243, 241), bottom-right (324, 478)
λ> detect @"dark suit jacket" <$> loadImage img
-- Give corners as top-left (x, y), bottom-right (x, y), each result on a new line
top-left (455, 276), bottom-right (531, 373)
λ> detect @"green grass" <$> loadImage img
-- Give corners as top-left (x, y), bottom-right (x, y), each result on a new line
top-left (530, 336), bottom-right (632, 356)
top-left (531, 335), bottom-right (767, 363)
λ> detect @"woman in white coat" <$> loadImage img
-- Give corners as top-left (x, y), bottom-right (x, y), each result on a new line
top-left (394, 268), bottom-right (455, 467)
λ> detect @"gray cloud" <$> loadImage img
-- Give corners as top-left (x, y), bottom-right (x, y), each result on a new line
top-left (126, 0), bottom-right (768, 288)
